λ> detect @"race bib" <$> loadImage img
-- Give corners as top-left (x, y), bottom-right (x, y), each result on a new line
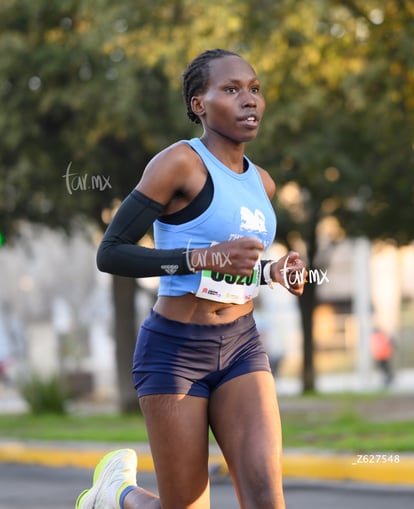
top-left (195, 261), bottom-right (261, 304)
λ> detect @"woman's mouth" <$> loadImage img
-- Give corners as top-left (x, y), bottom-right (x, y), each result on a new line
top-left (239, 114), bottom-right (259, 128)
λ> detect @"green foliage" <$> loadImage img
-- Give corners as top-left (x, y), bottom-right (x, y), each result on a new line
top-left (1, 0), bottom-right (412, 243)
top-left (1, 393), bottom-right (414, 452)
top-left (0, 412), bottom-right (148, 442)
top-left (282, 411), bottom-right (414, 452)
top-left (0, 0), bottom-right (193, 238)
top-left (19, 373), bottom-right (68, 415)
top-left (280, 392), bottom-right (414, 452)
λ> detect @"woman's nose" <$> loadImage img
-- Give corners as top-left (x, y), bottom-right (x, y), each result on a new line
top-left (240, 89), bottom-right (256, 107)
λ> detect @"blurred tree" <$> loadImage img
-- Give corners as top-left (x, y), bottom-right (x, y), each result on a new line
top-left (241, 0), bottom-right (414, 390)
top-left (1, 0), bottom-right (413, 399)
top-left (0, 0), bottom-right (254, 409)
top-left (0, 0), bottom-right (194, 411)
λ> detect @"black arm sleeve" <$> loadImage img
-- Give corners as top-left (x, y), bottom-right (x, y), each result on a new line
top-left (96, 190), bottom-right (193, 278)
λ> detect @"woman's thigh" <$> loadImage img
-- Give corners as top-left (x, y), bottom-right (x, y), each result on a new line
top-left (139, 394), bottom-right (211, 509)
top-left (208, 371), bottom-right (285, 509)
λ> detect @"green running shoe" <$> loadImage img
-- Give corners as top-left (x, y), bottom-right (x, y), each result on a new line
top-left (75, 449), bottom-right (137, 509)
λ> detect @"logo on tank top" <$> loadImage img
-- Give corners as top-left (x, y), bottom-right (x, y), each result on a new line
top-left (240, 206), bottom-right (267, 233)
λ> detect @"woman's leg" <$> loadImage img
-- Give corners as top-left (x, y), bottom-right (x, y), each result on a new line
top-left (76, 394), bottom-right (210, 509)
top-left (138, 393), bottom-right (211, 509)
top-left (208, 371), bottom-right (285, 509)
top-left (123, 485), bottom-right (160, 509)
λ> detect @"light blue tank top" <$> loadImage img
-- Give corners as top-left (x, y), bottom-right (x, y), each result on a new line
top-left (154, 138), bottom-right (277, 303)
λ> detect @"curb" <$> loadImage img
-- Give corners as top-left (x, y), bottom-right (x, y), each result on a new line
top-left (282, 452), bottom-right (414, 486)
top-left (0, 442), bottom-right (413, 487)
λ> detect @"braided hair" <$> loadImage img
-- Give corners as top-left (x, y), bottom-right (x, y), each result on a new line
top-left (182, 48), bottom-right (241, 124)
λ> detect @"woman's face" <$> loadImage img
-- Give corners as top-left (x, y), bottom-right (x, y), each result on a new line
top-left (193, 55), bottom-right (266, 143)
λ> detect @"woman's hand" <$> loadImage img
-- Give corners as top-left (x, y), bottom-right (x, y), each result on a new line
top-left (190, 237), bottom-right (264, 276)
top-left (271, 251), bottom-right (307, 296)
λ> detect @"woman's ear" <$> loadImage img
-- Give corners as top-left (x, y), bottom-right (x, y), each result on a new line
top-left (191, 96), bottom-right (205, 119)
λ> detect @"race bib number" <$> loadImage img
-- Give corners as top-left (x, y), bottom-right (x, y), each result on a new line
top-left (195, 261), bottom-right (260, 304)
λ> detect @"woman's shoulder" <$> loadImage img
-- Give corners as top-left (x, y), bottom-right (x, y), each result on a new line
top-left (147, 139), bottom-right (199, 173)
top-left (155, 139), bottom-right (197, 161)
top-left (137, 139), bottom-right (204, 199)
top-left (252, 163), bottom-right (276, 200)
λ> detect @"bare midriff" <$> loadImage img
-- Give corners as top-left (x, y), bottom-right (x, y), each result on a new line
top-left (153, 294), bottom-right (254, 325)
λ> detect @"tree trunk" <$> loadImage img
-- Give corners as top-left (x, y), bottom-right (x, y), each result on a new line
top-left (298, 207), bottom-right (319, 393)
top-left (112, 275), bottom-right (139, 413)
top-left (298, 281), bottom-right (316, 392)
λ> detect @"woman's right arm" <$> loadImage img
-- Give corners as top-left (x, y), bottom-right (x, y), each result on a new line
top-left (96, 189), bottom-right (194, 278)
top-left (97, 143), bottom-right (197, 278)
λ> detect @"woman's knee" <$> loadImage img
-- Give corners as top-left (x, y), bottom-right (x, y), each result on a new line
top-left (236, 465), bottom-right (284, 509)
top-left (228, 437), bottom-right (284, 509)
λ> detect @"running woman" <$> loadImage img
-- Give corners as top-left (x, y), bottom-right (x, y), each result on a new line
top-left (76, 48), bottom-right (307, 509)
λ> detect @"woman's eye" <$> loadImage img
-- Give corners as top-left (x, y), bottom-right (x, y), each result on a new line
top-left (251, 86), bottom-right (260, 94)
top-left (225, 87), bottom-right (238, 93)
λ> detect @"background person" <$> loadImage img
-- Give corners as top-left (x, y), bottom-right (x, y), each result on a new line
top-left (370, 328), bottom-right (394, 387)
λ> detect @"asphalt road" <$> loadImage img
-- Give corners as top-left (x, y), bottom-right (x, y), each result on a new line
top-left (0, 463), bottom-right (413, 509)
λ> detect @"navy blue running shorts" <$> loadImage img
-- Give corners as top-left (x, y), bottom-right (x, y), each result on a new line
top-left (132, 309), bottom-right (271, 398)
